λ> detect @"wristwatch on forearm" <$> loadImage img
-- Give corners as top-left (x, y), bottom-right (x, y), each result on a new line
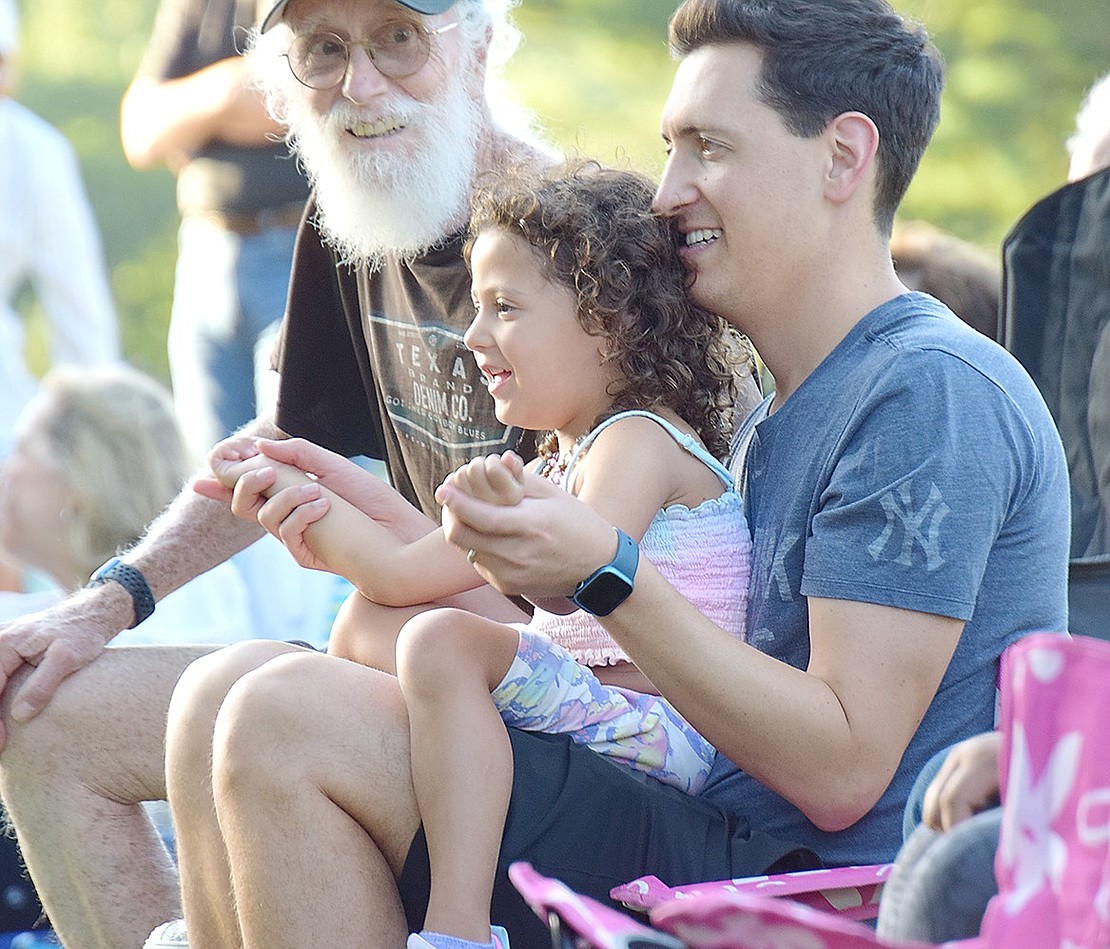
top-left (571, 528), bottom-right (639, 617)
top-left (87, 557), bottom-right (156, 628)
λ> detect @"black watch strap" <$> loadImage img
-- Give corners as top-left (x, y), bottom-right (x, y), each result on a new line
top-left (88, 558), bottom-right (155, 628)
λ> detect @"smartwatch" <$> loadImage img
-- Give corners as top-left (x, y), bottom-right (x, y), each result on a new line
top-left (572, 528), bottom-right (639, 617)
top-left (87, 557), bottom-right (156, 629)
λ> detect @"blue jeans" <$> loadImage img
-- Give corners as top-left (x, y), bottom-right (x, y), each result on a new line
top-left (877, 809), bottom-right (1001, 942)
top-left (167, 216), bottom-right (297, 456)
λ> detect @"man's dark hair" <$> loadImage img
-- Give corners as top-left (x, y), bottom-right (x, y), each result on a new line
top-left (669, 0), bottom-right (944, 234)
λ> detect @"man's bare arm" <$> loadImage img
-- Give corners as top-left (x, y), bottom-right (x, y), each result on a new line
top-left (121, 58), bottom-right (286, 172)
top-left (438, 476), bottom-right (962, 832)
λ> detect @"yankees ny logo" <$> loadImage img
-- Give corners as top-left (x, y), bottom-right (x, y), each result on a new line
top-left (868, 481), bottom-right (950, 571)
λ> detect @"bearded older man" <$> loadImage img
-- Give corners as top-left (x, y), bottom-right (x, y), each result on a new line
top-left (0, 2), bottom-right (554, 946)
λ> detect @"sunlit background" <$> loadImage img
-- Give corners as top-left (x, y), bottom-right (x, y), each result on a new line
top-left (11, 0), bottom-right (1109, 383)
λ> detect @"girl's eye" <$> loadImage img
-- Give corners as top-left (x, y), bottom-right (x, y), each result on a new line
top-left (495, 299), bottom-right (514, 316)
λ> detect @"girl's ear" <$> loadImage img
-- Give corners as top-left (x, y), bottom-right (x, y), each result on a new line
top-left (824, 111), bottom-right (880, 206)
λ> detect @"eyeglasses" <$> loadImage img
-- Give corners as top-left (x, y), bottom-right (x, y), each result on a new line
top-left (284, 19), bottom-right (459, 89)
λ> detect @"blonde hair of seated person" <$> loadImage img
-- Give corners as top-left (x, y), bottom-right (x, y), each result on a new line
top-left (0, 365), bottom-right (192, 590)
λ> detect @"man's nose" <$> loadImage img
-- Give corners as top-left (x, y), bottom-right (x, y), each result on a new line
top-left (341, 45), bottom-right (392, 103)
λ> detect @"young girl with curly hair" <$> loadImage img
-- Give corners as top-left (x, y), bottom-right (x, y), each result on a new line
top-left (208, 161), bottom-right (755, 949)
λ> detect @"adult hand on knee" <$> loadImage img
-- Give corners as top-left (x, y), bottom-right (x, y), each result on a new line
top-left (922, 731), bottom-right (1002, 832)
top-left (0, 592), bottom-right (121, 743)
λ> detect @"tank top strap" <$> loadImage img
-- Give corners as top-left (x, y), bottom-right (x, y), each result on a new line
top-left (564, 409), bottom-right (735, 490)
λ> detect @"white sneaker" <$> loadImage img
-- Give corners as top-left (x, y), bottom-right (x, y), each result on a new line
top-left (144, 918), bottom-right (189, 948)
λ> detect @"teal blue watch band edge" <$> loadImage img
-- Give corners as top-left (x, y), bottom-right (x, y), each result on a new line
top-left (571, 528), bottom-right (639, 617)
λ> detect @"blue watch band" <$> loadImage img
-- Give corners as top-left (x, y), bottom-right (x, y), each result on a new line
top-left (572, 528), bottom-right (639, 617)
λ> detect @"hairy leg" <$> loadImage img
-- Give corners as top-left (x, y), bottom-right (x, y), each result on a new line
top-left (211, 651), bottom-right (422, 947)
top-left (165, 639), bottom-right (309, 949)
top-left (396, 609), bottom-right (520, 942)
top-left (0, 644), bottom-right (217, 949)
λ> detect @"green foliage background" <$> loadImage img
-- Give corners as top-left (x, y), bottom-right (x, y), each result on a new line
top-left (11, 0), bottom-right (1109, 383)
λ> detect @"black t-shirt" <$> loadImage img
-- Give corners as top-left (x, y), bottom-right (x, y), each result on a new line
top-left (274, 197), bottom-right (535, 517)
top-left (137, 0), bottom-right (310, 216)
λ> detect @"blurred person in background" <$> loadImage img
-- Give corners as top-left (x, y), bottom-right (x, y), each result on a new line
top-left (0, 0), bottom-right (120, 458)
top-left (890, 220), bottom-right (1001, 340)
top-left (0, 362), bottom-right (343, 650)
top-left (0, 364), bottom-right (254, 643)
top-left (1066, 70), bottom-right (1110, 183)
top-left (120, 0), bottom-right (310, 458)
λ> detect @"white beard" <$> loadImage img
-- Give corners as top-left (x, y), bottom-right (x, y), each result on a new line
top-left (285, 72), bottom-right (483, 269)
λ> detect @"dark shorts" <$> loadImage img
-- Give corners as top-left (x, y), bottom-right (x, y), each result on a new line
top-left (399, 729), bottom-right (816, 948)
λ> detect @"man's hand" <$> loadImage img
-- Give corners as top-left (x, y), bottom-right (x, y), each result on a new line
top-left (922, 731), bottom-right (1002, 832)
top-left (222, 439), bottom-right (436, 570)
top-left (437, 462), bottom-right (615, 598)
top-left (0, 590), bottom-right (125, 748)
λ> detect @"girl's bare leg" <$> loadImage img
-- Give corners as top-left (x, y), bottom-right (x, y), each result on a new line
top-left (395, 608), bottom-right (520, 942)
top-left (327, 586), bottom-right (528, 672)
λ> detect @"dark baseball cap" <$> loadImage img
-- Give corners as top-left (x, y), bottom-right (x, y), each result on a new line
top-left (261, 0), bottom-right (458, 32)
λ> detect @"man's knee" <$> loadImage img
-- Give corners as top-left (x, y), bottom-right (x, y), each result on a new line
top-left (2, 645), bottom-right (223, 803)
top-left (169, 640), bottom-right (303, 733)
top-left (0, 666), bottom-right (68, 786)
top-left (210, 650), bottom-right (320, 795)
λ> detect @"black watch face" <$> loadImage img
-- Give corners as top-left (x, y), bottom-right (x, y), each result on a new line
top-left (578, 568), bottom-right (632, 615)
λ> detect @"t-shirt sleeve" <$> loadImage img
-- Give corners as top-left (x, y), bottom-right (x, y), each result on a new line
top-left (801, 351), bottom-right (1031, 620)
top-left (273, 200), bottom-right (386, 459)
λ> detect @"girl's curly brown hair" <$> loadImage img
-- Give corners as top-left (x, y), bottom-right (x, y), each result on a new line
top-left (466, 160), bottom-right (752, 462)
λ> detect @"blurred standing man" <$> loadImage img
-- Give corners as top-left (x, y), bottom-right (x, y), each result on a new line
top-left (121, 0), bottom-right (311, 457)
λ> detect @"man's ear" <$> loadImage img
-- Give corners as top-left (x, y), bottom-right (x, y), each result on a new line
top-left (824, 111), bottom-right (879, 205)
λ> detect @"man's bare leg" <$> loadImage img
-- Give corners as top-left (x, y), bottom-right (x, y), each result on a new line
top-left (212, 650), bottom-right (420, 947)
top-left (0, 645), bottom-right (217, 949)
top-left (166, 640), bottom-right (308, 949)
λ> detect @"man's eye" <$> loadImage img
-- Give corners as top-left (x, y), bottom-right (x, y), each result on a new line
top-left (307, 34), bottom-right (345, 57)
top-left (699, 136), bottom-right (721, 156)
top-left (379, 21), bottom-right (419, 48)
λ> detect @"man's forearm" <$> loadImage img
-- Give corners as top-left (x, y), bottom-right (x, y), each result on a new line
top-left (117, 418), bottom-right (283, 608)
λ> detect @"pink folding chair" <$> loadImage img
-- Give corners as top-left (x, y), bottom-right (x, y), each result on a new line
top-left (612, 863), bottom-right (891, 923)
